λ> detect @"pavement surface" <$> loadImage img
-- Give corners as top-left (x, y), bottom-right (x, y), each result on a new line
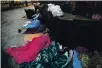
top-left (1, 5), bottom-right (34, 68)
top-left (1, 5), bottom-right (34, 49)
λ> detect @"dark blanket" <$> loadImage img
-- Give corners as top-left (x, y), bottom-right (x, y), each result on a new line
top-left (20, 41), bottom-right (73, 68)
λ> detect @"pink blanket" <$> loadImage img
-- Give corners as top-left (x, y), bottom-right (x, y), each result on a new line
top-left (6, 34), bottom-right (50, 64)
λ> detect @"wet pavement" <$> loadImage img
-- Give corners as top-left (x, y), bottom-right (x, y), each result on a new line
top-left (1, 5), bottom-right (34, 68)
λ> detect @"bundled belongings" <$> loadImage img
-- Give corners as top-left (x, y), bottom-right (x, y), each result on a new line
top-left (88, 50), bottom-right (102, 68)
top-left (79, 53), bottom-right (90, 68)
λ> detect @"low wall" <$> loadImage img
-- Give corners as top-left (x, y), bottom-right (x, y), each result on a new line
top-left (47, 18), bottom-right (102, 51)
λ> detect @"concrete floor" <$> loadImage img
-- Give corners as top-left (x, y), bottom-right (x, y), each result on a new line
top-left (1, 5), bottom-right (34, 68)
top-left (1, 6), bottom-right (34, 49)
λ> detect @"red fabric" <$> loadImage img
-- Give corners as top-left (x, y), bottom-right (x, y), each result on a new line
top-left (6, 34), bottom-right (50, 64)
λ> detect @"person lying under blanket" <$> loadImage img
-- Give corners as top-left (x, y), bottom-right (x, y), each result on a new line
top-left (18, 9), bottom-right (41, 33)
top-left (5, 33), bottom-right (73, 68)
top-left (20, 41), bottom-right (73, 68)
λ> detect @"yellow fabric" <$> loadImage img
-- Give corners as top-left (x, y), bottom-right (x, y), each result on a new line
top-left (24, 33), bottom-right (43, 42)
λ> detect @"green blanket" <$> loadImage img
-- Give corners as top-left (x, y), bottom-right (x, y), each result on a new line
top-left (20, 41), bottom-right (73, 68)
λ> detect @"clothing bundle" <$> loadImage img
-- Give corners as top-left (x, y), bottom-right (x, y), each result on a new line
top-left (92, 13), bottom-right (102, 21)
top-left (47, 3), bottom-right (64, 17)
